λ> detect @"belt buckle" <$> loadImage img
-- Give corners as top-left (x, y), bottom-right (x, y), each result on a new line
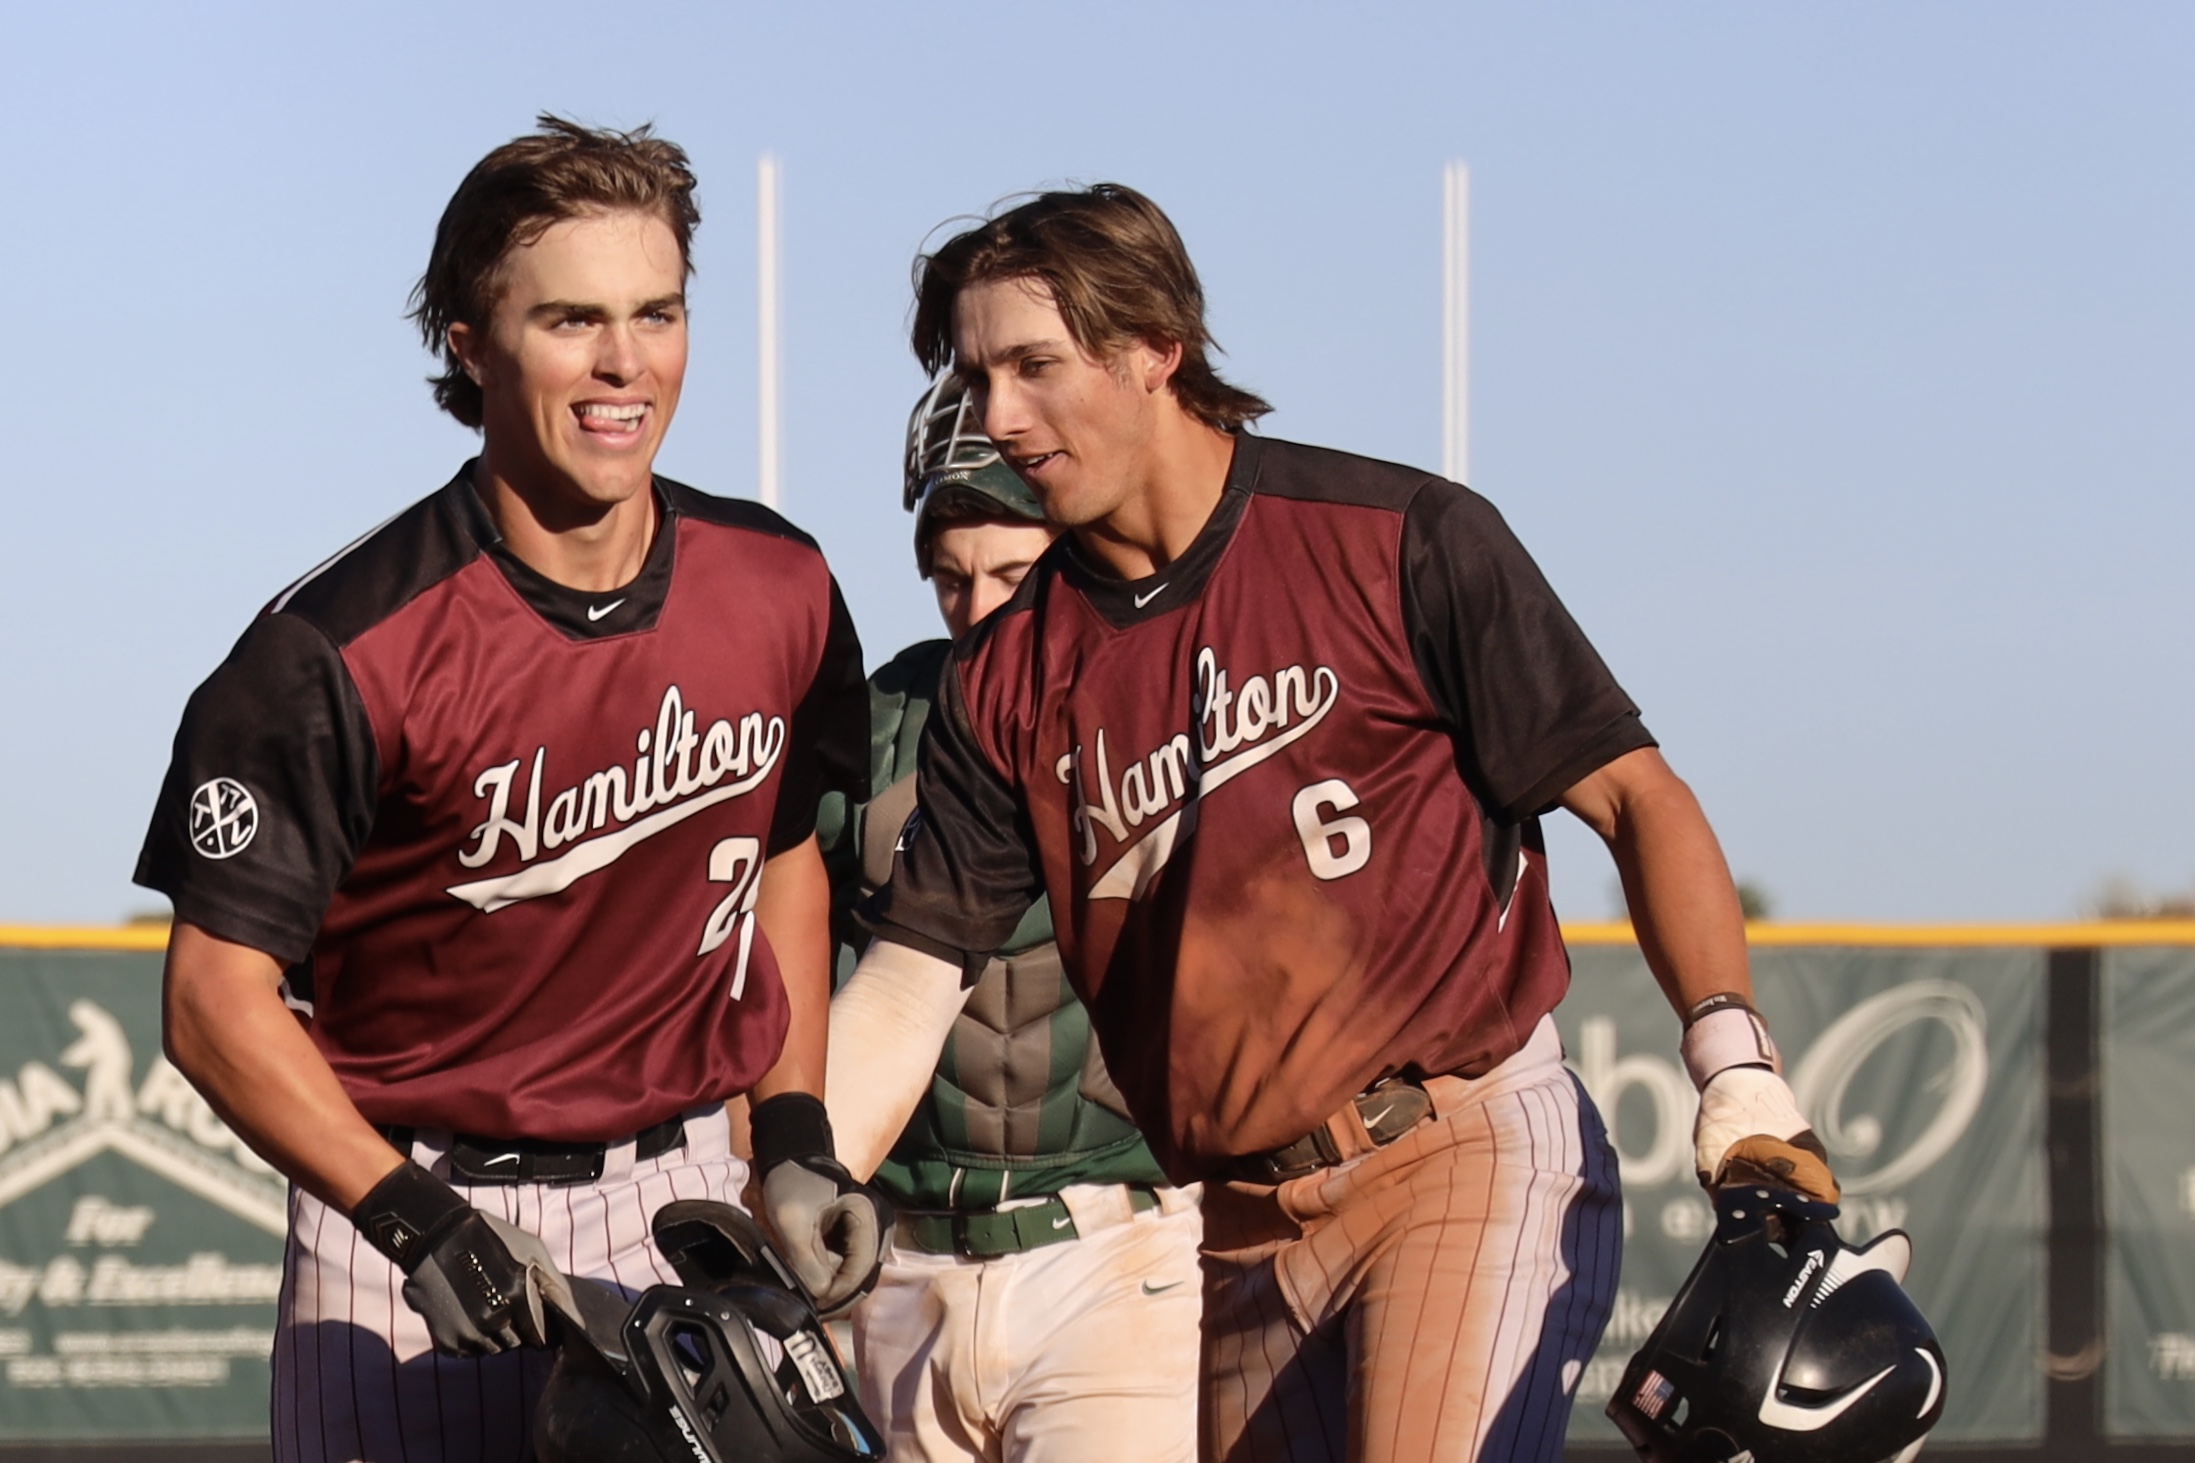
top-left (949, 1211), bottom-right (998, 1259)
top-left (1237, 1142), bottom-right (1324, 1185)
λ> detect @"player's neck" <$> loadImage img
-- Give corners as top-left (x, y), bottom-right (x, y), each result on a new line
top-left (1073, 419), bottom-right (1236, 581)
top-left (470, 453), bottom-right (660, 594)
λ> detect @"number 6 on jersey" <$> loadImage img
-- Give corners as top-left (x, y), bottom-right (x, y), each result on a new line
top-left (1292, 779), bottom-right (1371, 880)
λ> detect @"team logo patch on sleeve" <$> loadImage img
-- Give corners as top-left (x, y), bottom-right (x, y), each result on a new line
top-left (188, 778), bottom-right (259, 859)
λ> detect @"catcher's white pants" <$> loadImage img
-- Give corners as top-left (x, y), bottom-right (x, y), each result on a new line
top-left (271, 1107), bottom-right (745, 1463)
top-left (851, 1184), bottom-right (1204, 1463)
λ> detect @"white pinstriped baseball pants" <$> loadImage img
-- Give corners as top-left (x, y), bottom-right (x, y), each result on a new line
top-left (271, 1107), bottom-right (745, 1463)
top-left (1198, 1017), bottom-right (1623, 1463)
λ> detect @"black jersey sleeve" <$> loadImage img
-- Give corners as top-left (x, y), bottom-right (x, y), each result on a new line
top-left (1401, 480), bottom-right (1657, 820)
top-left (767, 574), bottom-right (869, 855)
top-left (860, 655), bottom-right (1043, 978)
top-left (133, 612), bottom-right (380, 964)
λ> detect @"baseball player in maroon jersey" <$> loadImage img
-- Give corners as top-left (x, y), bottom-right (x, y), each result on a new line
top-left (134, 118), bottom-right (886, 1462)
top-left (825, 185), bottom-right (1838, 1463)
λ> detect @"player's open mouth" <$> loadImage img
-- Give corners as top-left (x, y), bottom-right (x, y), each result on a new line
top-left (574, 402), bottom-right (649, 439)
top-left (1012, 450), bottom-right (1062, 475)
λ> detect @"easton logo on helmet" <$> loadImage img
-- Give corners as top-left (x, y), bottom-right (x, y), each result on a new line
top-left (1782, 1248), bottom-right (1825, 1307)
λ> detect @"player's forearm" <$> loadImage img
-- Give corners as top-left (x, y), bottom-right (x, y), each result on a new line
top-left (1563, 748), bottom-right (1752, 1015)
top-left (161, 921), bottom-right (404, 1212)
top-left (751, 835), bottom-right (832, 1103)
top-left (825, 939), bottom-right (970, 1181)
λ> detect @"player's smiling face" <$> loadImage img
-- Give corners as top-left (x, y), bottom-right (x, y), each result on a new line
top-left (451, 208), bottom-right (687, 514)
top-left (951, 277), bottom-right (1169, 531)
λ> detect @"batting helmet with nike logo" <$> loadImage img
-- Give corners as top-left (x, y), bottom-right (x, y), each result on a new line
top-left (1606, 1186), bottom-right (1947, 1463)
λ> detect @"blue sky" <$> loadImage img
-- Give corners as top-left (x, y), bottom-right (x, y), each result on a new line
top-left (3, 2), bottom-right (2189, 924)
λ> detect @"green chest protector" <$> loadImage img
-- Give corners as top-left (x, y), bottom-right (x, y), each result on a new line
top-left (818, 641), bottom-right (1167, 1214)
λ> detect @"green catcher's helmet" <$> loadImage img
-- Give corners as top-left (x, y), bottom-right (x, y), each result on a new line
top-left (904, 377), bottom-right (1044, 573)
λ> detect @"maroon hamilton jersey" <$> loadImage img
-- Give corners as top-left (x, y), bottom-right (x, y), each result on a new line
top-left (869, 436), bottom-right (1652, 1180)
top-left (136, 467), bottom-right (866, 1141)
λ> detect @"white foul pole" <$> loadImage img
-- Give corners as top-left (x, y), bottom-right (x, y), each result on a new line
top-left (1442, 160), bottom-right (1470, 485)
top-left (757, 154), bottom-right (782, 510)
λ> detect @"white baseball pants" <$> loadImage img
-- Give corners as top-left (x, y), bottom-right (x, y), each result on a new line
top-left (851, 1184), bottom-right (1204, 1463)
top-left (270, 1107), bottom-right (745, 1463)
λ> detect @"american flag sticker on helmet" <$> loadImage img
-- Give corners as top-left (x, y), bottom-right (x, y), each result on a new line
top-left (1634, 1369), bottom-right (1677, 1420)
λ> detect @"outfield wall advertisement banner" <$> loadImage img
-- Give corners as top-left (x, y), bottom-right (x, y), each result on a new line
top-left (3, 940), bottom-right (2192, 1447)
top-left (2102, 947), bottom-right (2195, 1440)
top-left (1554, 944), bottom-right (2046, 1447)
top-left (0, 949), bottom-right (285, 1442)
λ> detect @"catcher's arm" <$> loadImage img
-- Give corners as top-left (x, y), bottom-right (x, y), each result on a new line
top-left (824, 939), bottom-right (972, 1181)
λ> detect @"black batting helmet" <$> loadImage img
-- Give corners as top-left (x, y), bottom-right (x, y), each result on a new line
top-left (535, 1201), bottom-right (884, 1463)
top-left (1606, 1187), bottom-right (1947, 1463)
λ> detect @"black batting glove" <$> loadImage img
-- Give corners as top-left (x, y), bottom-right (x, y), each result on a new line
top-left (352, 1160), bottom-right (574, 1355)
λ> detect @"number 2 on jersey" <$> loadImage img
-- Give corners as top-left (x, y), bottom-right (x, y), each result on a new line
top-left (699, 835), bottom-right (763, 998)
top-left (1293, 779), bottom-right (1371, 880)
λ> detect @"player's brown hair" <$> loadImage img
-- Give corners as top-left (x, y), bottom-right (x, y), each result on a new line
top-left (911, 184), bottom-right (1271, 432)
top-left (410, 115), bottom-right (701, 428)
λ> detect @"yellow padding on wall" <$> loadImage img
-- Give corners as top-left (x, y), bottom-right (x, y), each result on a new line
top-left (8, 920), bottom-right (2195, 954)
top-left (0, 925), bottom-right (172, 951)
top-left (1561, 920), bottom-right (2195, 948)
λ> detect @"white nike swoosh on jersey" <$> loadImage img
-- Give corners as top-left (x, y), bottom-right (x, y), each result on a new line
top-left (587, 598), bottom-right (627, 622)
top-left (445, 755), bottom-right (782, 913)
top-left (1133, 583), bottom-right (1169, 609)
top-left (1088, 676), bottom-right (1339, 901)
top-left (1497, 850), bottom-right (1530, 933)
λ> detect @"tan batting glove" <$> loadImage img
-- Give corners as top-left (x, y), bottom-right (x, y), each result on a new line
top-left (1681, 994), bottom-right (1840, 1205)
top-left (1693, 1066), bottom-right (1840, 1204)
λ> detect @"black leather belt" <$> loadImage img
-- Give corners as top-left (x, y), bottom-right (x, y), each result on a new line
top-left (377, 1115), bottom-right (686, 1186)
top-left (1225, 1078), bottom-right (1435, 1184)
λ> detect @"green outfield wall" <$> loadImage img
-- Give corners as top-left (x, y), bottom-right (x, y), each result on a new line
top-left (0, 939), bottom-right (280, 1453)
top-left (2, 926), bottom-right (2192, 1458)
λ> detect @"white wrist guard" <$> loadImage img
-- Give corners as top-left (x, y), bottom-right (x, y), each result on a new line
top-left (1680, 999), bottom-right (1781, 1091)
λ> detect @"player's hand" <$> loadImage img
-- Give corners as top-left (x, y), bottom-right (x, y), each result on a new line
top-left (749, 1092), bottom-right (894, 1313)
top-left (1693, 1067), bottom-right (1840, 1205)
top-left (1680, 995), bottom-right (1838, 1205)
top-left (353, 1160), bottom-right (576, 1355)
top-left (761, 1156), bottom-right (891, 1311)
